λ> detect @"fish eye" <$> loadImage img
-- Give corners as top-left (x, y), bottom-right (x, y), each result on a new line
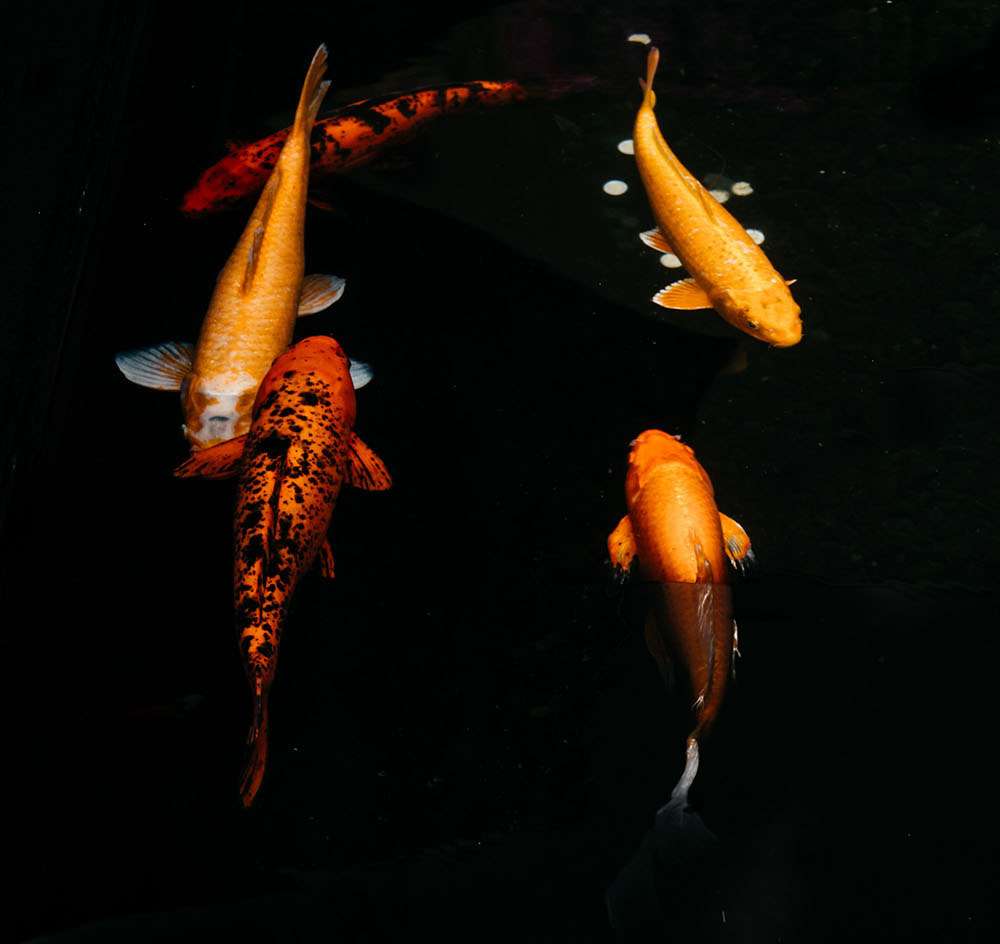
top-left (746, 319), bottom-right (759, 330)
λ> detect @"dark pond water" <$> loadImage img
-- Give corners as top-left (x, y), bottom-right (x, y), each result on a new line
top-left (3, 0), bottom-right (998, 940)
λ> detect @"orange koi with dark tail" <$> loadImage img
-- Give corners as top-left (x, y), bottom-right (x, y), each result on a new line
top-left (182, 80), bottom-right (528, 215)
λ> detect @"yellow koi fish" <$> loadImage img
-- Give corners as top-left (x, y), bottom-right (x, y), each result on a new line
top-left (633, 48), bottom-right (802, 347)
top-left (116, 44), bottom-right (353, 449)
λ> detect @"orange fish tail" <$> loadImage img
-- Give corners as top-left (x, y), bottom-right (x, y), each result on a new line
top-left (641, 47), bottom-right (660, 108)
top-left (238, 683), bottom-right (270, 808)
top-left (294, 44), bottom-right (331, 134)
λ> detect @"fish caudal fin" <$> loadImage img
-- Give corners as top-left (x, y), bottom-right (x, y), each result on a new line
top-left (639, 46), bottom-right (660, 109)
top-left (294, 44), bottom-right (331, 135)
top-left (657, 737), bottom-right (700, 822)
top-left (239, 684), bottom-right (270, 809)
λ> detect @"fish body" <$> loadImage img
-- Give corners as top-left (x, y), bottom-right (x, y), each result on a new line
top-left (633, 48), bottom-right (802, 347)
top-left (607, 430), bottom-right (751, 812)
top-left (116, 46), bottom-right (348, 449)
top-left (175, 336), bottom-right (391, 807)
top-left (181, 80), bottom-right (528, 215)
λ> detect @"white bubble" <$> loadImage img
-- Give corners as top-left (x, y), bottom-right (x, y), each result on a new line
top-left (628, 33), bottom-right (652, 45)
top-left (617, 139), bottom-right (635, 155)
top-left (709, 188), bottom-right (730, 204)
top-left (603, 180), bottom-right (628, 196)
top-left (746, 228), bottom-right (765, 244)
top-left (731, 181), bottom-right (754, 196)
top-left (659, 253), bottom-right (683, 268)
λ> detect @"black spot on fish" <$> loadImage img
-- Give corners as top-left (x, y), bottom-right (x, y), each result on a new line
top-left (395, 97), bottom-right (416, 119)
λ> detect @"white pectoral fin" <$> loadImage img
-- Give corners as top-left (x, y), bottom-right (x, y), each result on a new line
top-left (115, 341), bottom-right (194, 390)
top-left (348, 359), bottom-right (373, 389)
top-left (298, 274), bottom-right (346, 315)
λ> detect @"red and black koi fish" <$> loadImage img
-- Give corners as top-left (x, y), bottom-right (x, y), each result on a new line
top-left (175, 336), bottom-right (391, 807)
top-left (182, 80), bottom-right (528, 215)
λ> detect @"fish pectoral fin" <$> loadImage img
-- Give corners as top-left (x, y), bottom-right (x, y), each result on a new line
top-left (652, 278), bottom-right (712, 311)
top-left (639, 227), bottom-right (673, 254)
top-left (719, 513), bottom-right (754, 573)
top-left (607, 514), bottom-right (638, 574)
top-left (173, 435), bottom-right (248, 479)
top-left (298, 274), bottom-right (346, 315)
top-left (349, 359), bottom-right (373, 390)
top-left (115, 341), bottom-right (194, 391)
top-left (785, 278), bottom-right (797, 286)
top-left (346, 433), bottom-right (392, 490)
top-left (317, 538), bottom-right (335, 579)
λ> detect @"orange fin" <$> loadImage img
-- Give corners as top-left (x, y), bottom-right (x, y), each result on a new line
top-left (346, 433), bottom-right (392, 490)
top-left (785, 278), bottom-right (797, 286)
top-left (173, 435), bottom-right (248, 479)
top-left (317, 538), bottom-right (335, 579)
top-left (115, 341), bottom-right (193, 391)
top-left (719, 513), bottom-right (754, 573)
top-left (607, 514), bottom-right (638, 574)
top-left (294, 44), bottom-right (331, 132)
top-left (639, 228), bottom-right (673, 253)
top-left (298, 273), bottom-right (346, 315)
top-left (239, 683), bottom-right (269, 809)
top-left (653, 278), bottom-right (712, 310)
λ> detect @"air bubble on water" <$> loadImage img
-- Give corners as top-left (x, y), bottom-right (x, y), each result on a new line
top-left (603, 180), bottom-right (628, 196)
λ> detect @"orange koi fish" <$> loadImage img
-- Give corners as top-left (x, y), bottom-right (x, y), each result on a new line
top-left (633, 48), bottom-right (802, 347)
top-left (181, 80), bottom-right (528, 216)
top-left (607, 430), bottom-right (751, 816)
top-left (116, 45), bottom-right (349, 450)
top-left (175, 336), bottom-right (391, 807)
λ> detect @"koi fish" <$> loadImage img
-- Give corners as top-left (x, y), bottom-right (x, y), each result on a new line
top-left (175, 336), bottom-right (391, 807)
top-left (633, 48), bottom-right (802, 347)
top-left (181, 80), bottom-right (528, 216)
top-left (116, 44), bottom-right (349, 450)
top-left (607, 430), bottom-right (751, 816)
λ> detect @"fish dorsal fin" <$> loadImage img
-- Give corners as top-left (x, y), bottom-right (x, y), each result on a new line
top-left (608, 514), bottom-right (638, 574)
top-left (639, 227), bottom-right (673, 253)
top-left (115, 341), bottom-right (194, 391)
top-left (241, 168), bottom-right (282, 292)
top-left (173, 435), bottom-right (248, 479)
top-left (346, 433), bottom-right (392, 490)
top-left (653, 278), bottom-right (712, 310)
top-left (692, 543), bottom-right (716, 710)
top-left (298, 274), bottom-right (346, 315)
top-left (694, 182), bottom-right (730, 226)
top-left (242, 224), bottom-right (265, 293)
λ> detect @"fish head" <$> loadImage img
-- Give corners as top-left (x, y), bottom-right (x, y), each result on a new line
top-left (626, 429), bottom-right (697, 494)
top-left (182, 374), bottom-right (257, 450)
top-left (716, 283), bottom-right (802, 348)
top-left (250, 335), bottom-right (356, 422)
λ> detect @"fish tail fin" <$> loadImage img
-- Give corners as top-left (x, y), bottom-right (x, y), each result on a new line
top-left (639, 46), bottom-right (660, 109)
top-left (238, 682), bottom-right (270, 808)
top-left (293, 44), bottom-right (331, 136)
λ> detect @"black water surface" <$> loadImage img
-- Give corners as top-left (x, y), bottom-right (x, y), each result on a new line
top-left (4, 0), bottom-right (999, 940)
